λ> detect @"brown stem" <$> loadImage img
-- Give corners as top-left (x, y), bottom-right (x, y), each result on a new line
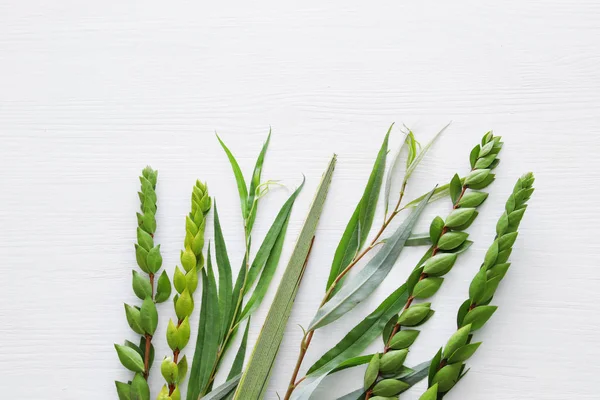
top-left (285, 185), bottom-right (408, 400)
top-left (143, 273), bottom-right (155, 380)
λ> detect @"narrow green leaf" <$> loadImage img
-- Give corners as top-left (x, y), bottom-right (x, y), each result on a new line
top-left (330, 354), bottom-right (376, 374)
top-left (217, 134), bottom-right (249, 218)
top-left (327, 130), bottom-right (390, 292)
top-left (187, 248), bottom-right (221, 400)
top-left (245, 179), bottom-right (304, 291)
top-left (247, 130), bottom-right (271, 220)
top-left (384, 124), bottom-right (406, 216)
top-left (233, 155), bottom-right (337, 400)
top-left (240, 213), bottom-right (290, 321)
top-left (405, 232), bottom-right (433, 247)
top-left (214, 203), bottom-right (233, 342)
top-left (309, 188), bottom-right (435, 330)
top-left (296, 284), bottom-right (410, 399)
top-left (227, 318), bottom-right (251, 380)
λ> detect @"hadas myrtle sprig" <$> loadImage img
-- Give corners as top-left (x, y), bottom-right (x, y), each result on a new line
top-left (360, 132), bottom-right (504, 400)
top-left (419, 172), bottom-right (535, 400)
top-left (115, 166), bottom-right (171, 400)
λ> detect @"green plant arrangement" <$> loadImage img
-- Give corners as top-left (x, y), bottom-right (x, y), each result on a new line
top-left (113, 128), bottom-right (535, 400)
top-left (115, 167), bottom-right (171, 400)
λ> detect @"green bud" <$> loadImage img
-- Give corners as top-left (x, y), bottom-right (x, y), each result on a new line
top-left (445, 208), bottom-right (477, 229)
top-left (419, 383), bottom-right (439, 400)
top-left (132, 270), bottom-right (152, 300)
top-left (481, 131), bottom-right (494, 145)
top-left (465, 169), bottom-right (491, 186)
top-left (487, 263), bottom-right (510, 280)
top-left (397, 304), bottom-right (431, 327)
top-left (469, 267), bottom-right (487, 304)
top-left (468, 173), bottom-right (495, 190)
top-left (185, 215), bottom-right (199, 236)
top-left (449, 174), bottom-right (463, 205)
top-left (498, 232), bottom-right (518, 252)
top-left (175, 289), bottom-right (193, 320)
top-left (137, 227), bottom-right (154, 251)
top-left (177, 355), bottom-right (188, 383)
top-left (115, 344), bottom-right (145, 373)
top-left (191, 231), bottom-right (205, 256)
top-left (413, 277), bottom-right (444, 299)
top-left (147, 245), bottom-right (162, 273)
top-left (469, 144), bottom-right (480, 169)
top-left (443, 324), bottom-right (472, 358)
top-left (429, 216), bottom-right (445, 245)
top-left (448, 342), bottom-right (481, 363)
top-left (178, 317), bottom-right (191, 349)
top-left (173, 267), bottom-right (186, 294)
top-left (372, 378), bottom-right (410, 396)
top-left (181, 247), bottom-right (196, 273)
top-left (161, 357), bottom-right (179, 384)
top-left (125, 304), bottom-right (144, 335)
top-left (185, 266), bottom-right (199, 293)
top-left (131, 373), bottom-right (150, 400)
top-left (389, 330), bottom-right (420, 350)
top-left (483, 240), bottom-right (499, 269)
top-left (166, 319), bottom-right (179, 350)
top-left (157, 385), bottom-right (170, 400)
top-left (140, 297), bottom-right (158, 335)
top-left (496, 248), bottom-right (512, 264)
top-left (379, 349), bottom-right (408, 375)
top-left (474, 153), bottom-right (496, 169)
top-left (457, 191), bottom-right (488, 208)
top-left (437, 232), bottom-right (469, 251)
top-left (462, 305), bottom-right (497, 331)
top-left (155, 270), bottom-right (172, 303)
top-left (423, 253), bottom-right (457, 276)
top-left (135, 244), bottom-right (149, 273)
top-left (432, 363), bottom-right (462, 392)
top-left (478, 141), bottom-right (494, 157)
top-left (364, 353), bottom-right (380, 390)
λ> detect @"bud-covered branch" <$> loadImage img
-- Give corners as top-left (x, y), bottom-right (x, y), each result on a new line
top-left (419, 172), bottom-right (535, 400)
top-left (116, 166), bottom-right (169, 400)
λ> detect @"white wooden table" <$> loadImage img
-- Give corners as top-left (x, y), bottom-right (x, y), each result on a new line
top-left (1, 1), bottom-right (598, 399)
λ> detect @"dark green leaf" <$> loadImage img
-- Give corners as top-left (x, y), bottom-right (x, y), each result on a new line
top-left (115, 381), bottom-right (131, 400)
top-left (227, 318), bottom-right (251, 380)
top-left (449, 174), bottom-right (462, 205)
top-left (246, 130), bottom-right (271, 231)
top-left (187, 247), bottom-right (221, 400)
top-left (326, 130), bottom-right (390, 292)
top-left (428, 348), bottom-right (443, 386)
top-left (214, 203), bottom-right (233, 342)
top-left (202, 374), bottom-right (242, 400)
top-left (382, 315), bottom-right (398, 345)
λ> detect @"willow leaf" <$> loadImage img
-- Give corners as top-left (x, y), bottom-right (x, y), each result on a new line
top-left (292, 284), bottom-right (410, 400)
top-left (217, 134), bottom-right (249, 219)
top-left (214, 203), bottom-right (233, 342)
top-left (232, 155), bottom-right (337, 400)
top-left (201, 374), bottom-right (241, 400)
top-left (384, 126), bottom-right (407, 217)
top-left (187, 248), bottom-right (220, 400)
top-left (245, 179), bottom-right (305, 292)
top-left (309, 188), bottom-right (434, 331)
top-left (227, 318), bottom-right (251, 380)
top-left (405, 232), bottom-right (432, 246)
top-left (405, 122), bottom-right (450, 180)
top-left (326, 129), bottom-right (390, 292)
top-left (404, 176), bottom-right (466, 209)
top-left (246, 130), bottom-right (271, 232)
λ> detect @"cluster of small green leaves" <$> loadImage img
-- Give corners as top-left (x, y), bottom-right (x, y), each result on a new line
top-left (186, 132), bottom-right (303, 400)
top-left (157, 180), bottom-right (211, 399)
top-left (116, 166), bottom-right (171, 400)
top-left (346, 132), bottom-right (501, 400)
top-left (420, 172), bottom-right (535, 400)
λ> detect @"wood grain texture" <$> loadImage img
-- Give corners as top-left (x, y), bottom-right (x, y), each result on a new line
top-left (0, 0), bottom-right (598, 398)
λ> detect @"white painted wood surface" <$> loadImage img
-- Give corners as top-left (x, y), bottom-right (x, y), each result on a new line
top-left (1, 1), bottom-right (598, 398)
